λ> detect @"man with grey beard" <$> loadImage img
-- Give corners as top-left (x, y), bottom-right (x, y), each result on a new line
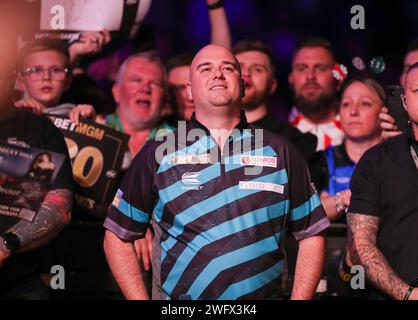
top-left (288, 37), bottom-right (344, 151)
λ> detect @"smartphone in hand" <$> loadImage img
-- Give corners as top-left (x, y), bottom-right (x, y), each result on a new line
top-left (386, 85), bottom-right (409, 134)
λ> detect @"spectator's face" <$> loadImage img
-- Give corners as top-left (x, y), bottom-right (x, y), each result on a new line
top-left (236, 50), bottom-right (277, 110)
top-left (400, 50), bottom-right (418, 85)
top-left (289, 47), bottom-right (339, 116)
top-left (402, 68), bottom-right (418, 128)
top-left (113, 57), bottom-right (165, 129)
top-left (168, 65), bottom-right (194, 120)
top-left (35, 154), bottom-right (54, 170)
top-left (340, 82), bottom-right (383, 142)
top-left (187, 45), bottom-right (243, 114)
top-left (19, 50), bottom-right (70, 108)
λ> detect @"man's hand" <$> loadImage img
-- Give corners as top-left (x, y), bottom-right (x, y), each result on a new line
top-left (69, 104), bottom-right (96, 125)
top-left (380, 107), bottom-right (402, 140)
top-left (134, 229), bottom-right (154, 271)
top-left (69, 29), bottom-right (111, 63)
top-left (341, 189), bottom-right (351, 207)
top-left (14, 98), bottom-right (45, 115)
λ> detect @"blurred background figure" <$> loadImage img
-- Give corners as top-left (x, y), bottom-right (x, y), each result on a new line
top-left (288, 37), bottom-right (344, 151)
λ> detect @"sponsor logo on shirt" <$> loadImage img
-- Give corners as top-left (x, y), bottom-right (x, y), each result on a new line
top-left (240, 155), bottom-right (277, 168)
top-left (182, 171), bottom-right (203, 190)
top-left (112, 189), bottom-right (123, 207)
top-left (171, 154), bottom-right (211, 165)
top-left (239, 181), bottom-right (284, 194)
top-left (333, 176), bottom-right (351, 184)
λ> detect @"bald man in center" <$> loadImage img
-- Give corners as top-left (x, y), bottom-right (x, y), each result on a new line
top-left (103, 45), bottom-right (329, 300)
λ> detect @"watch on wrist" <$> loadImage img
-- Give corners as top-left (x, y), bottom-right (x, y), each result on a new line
top-left (1, 232), bottom-right (21, 255)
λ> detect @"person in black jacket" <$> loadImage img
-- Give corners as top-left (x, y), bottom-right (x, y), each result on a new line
top-left (232, 39), bottom-right (318, 164)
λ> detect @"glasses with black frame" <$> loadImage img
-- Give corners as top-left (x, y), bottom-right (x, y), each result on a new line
top-left (21, 66), bottom-right (69, 81)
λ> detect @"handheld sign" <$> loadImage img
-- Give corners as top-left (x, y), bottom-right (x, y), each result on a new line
top-left (48, 115), bottom-right (129, 218)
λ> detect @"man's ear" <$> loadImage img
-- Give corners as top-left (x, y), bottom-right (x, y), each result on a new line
top-left (186, 82), bottom-right (193, 101)
top-left (269, 78), bottom-right (278, 95)
top-left (112, 83), bottom-right (120, 104)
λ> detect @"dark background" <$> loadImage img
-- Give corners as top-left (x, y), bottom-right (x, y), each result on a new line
top-left (143, 0), bottom-right (417, 117)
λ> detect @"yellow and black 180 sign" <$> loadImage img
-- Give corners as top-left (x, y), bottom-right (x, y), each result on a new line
top-left (48, 115), bottom-right (129, 218)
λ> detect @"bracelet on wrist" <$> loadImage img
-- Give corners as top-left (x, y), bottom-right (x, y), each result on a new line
top-left (208, 0), bottom-right (224, 10)
top-left (335, 192), bottom-right (344, 211)
top-left (403, 286), bottom-right (414, 300)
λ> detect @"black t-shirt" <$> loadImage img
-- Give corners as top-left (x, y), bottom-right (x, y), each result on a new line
top-left (0, 108), bottom-right (73, 286)
top-left (348, 133), bottom-right (418, 285)
top-left (252, 114), bottom-right (318, 165)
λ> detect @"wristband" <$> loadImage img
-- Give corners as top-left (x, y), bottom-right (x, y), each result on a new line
top-left (1, 232), bottom-right (21, 255)
top-left (403, 286), bottom-right (414, 300)
top-left (208, 0), bottom-right (224, 10)
top-left (335, 192), bottom-right (347, 212)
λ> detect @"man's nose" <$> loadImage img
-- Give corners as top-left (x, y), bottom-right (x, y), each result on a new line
top-left (214, 67), bottom-right (225, 79)
top-left (307, 68), bottom-right (316, 80)
top-left (241, 66), bottom-right (250, 78)
top-left (139, 81), bottom-right (151, 93)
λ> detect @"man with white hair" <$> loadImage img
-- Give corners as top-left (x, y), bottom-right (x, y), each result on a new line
top-left (100, 51), bottom-right (173, 159)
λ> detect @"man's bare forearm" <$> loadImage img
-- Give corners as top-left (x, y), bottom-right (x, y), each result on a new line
top-left (347, 212), bottom-right (409, 300)
top-left (291, 233), bottom-right (326, 300)
top-left (104, 230), bottom-right (150, 300)
top-left (7, 189), bottom-right (72, 253)
top-left (207, 0), bottom-right (232, 49)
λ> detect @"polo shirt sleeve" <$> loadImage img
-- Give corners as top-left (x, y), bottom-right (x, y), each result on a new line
top-left (104, 141), bottom-right (157, 241)
top-left (287, 143), bottom-right (330, 241)
top-left (347, 147), bottom-right (380, 216)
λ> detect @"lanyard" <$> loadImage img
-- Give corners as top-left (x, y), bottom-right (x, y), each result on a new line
top-left (410, 145), bottom-right (418, 170)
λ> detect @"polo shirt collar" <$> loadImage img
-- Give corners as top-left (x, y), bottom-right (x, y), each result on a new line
top-left (190, 111), bottom-right (249, 136)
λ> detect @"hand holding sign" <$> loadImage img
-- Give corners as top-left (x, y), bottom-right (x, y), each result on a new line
top-left (68, 29), bottom-right (111, 62)
top-left (48, 115), bottom-right (128, 218)
top-left (23, 0), bottom-right (153, 41)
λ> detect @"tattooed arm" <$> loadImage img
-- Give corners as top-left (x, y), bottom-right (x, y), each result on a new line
top-left (347, 212), bottom-right (418, 300)
top-left (0, 189), bottom-right (72, 265)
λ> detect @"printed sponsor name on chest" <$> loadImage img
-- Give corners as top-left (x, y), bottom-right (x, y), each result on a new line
top-left (171, 154), bottom-right (211, 164)
top-left (239, 181), bottom-right (284, 194)
top-left (240, 155), bottom-right (278, 167)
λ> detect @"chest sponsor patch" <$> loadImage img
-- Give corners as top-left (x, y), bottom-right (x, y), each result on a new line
top-left (239, 181), bottom-right (284, 194)
top-left (171, 154), bottom-right (211, 164)
top-left (240, 155), bottom-right (277, 168)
